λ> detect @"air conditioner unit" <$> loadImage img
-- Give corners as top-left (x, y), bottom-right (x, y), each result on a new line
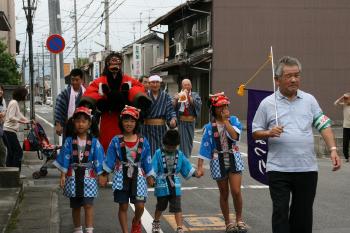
top-left (175, 43), bottom-right (183, 56)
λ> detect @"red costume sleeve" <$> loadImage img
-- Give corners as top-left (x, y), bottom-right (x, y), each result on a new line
top-left (83, 76), bottom-right (107, 101)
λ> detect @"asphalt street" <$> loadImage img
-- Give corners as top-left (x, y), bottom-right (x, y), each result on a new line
top-left (17, 104), bottom-right (350, 233)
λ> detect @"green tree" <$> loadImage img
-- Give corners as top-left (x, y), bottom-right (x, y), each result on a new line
top-left (0, 39), bottom-right (21, 84)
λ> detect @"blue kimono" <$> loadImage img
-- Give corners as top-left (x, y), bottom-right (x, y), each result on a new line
top-left (53, 137), bottom-right (105, 198)
top-left (198, 116), bottom-right (244, 180)
top-left (152, 149), bottom-right (195, 197)
top-left (144, 91), bottom-right (177, 155)
top-left (103, 136), bottom-right (154, 198)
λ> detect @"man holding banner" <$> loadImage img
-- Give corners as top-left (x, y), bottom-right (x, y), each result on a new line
top-left (252, 56), bottom-right (341, 233)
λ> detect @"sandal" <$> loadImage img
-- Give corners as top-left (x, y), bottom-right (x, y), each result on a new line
top-left (236, 221), bottom-right (248, 233)
top-left (225, 223), bottom-right (237, 233)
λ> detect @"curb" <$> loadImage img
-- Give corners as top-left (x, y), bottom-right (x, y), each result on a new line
top-left (49, 188), bottom-right (60, 233)
top-left (2, 183), bottom-right (23, 233)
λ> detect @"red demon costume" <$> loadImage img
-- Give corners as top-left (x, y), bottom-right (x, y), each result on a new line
top-left (80, 53), bottom-right (150, 151)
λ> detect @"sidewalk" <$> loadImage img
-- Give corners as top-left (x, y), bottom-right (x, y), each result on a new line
top-left (0, 187), bottom-right (22, 233)
top-left (1, 151), bottom-right (60, 233)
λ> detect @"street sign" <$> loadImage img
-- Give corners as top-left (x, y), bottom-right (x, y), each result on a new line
top-left (46, 34), bottom-right (65, 54)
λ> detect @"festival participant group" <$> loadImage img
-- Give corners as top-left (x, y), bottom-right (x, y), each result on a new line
top-left (51, 52), bottom-right (342, 233)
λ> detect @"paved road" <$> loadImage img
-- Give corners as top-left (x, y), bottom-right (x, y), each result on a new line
top-left (16, 104), bottom-right (350, 233)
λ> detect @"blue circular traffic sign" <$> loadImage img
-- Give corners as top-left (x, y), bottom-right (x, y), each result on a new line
top-left (46, 34), bottom-right (65, 54)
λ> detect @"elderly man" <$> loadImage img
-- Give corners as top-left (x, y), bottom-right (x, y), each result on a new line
top-left (252, 56), bottom-right (341, 233)
top-left (334, 93), bottom-right (350, 162)
top-left (173, 79), bottom-right (201, 157)
top-left (143, 75), bottom-right (177, 155)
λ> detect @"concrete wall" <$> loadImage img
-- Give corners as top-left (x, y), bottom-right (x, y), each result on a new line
top-left (212, 0), bottom-right (350, 122)
top-left (0, 0), bottom-right (16, 55)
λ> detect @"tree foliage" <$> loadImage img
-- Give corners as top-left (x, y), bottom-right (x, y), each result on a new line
top-left (77, 57), bottom-right (89, 68)
top-left (0, 39), bottom-right (21, 84)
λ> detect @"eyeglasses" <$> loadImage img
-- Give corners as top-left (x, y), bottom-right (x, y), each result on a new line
top-left (282, 72), bottom-right (301, 79)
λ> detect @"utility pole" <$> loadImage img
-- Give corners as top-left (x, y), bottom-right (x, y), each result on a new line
top-left (139, 12), bottom-right (142, 39)
top-left (48, 0), bottom-right (64, 145)
top-left (74, 0), bottom-right (79, 68)
top-left (37, 48), bottom-right (40, 96)
top-left (42, 41), bottom-right (46, 104)
top-left (104, 0), bottom-right (110, 52)
top-left (24, 0), bottom-right (35, 120)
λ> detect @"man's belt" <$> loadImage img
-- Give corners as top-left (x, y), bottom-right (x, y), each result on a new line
top-left (179, 115), bottom-right (195, 122)
top-left (144, 118), bottom-right (166, 125)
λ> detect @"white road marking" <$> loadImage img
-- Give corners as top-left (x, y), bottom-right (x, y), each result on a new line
top-left (36, 113), bottom-right (54, 128)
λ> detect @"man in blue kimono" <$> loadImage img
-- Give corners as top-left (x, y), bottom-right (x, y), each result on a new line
top-left (143, 75), bottom-right (177, 156)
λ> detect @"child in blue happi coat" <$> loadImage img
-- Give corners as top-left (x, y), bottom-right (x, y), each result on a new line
top-left (102, 105), bottom-right (154, 233)
top-left (197, 92), bottom-right (247, 233)
top-left (53, 106), bottom-right (105, 233)
top-left (151, 129), bottom-right (199, 233)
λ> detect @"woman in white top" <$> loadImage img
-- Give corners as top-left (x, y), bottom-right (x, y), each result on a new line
top-left (4, 87), bottom-right (30, 170)
top-left (0, 85), bottom-right (7, 167)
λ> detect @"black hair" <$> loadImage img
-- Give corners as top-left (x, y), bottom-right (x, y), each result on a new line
top-left (139, 75), bottom-right (148, 83)
top-left (162, 129), bottom-right (180, 146)
top-left (12, 87), bottom-right (28, 101)
top-left (210, 106), bottom-right (218, 118)
top-left (70, 68), bottom-right (83, 78)
top-left (65, 112), bottom-right (99, 138)
top-left (118, 115), bottom-right (140, 134)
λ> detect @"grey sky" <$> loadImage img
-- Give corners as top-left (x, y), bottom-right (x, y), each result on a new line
top-left (15, 0), bottom-right (183, 64)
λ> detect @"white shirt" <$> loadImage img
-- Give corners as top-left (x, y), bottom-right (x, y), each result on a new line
top-left (67, 89), bottom-right (79, 119)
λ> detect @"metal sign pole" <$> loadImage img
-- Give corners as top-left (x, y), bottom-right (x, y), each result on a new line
top-left (56, 53), bottom-right (62, 145)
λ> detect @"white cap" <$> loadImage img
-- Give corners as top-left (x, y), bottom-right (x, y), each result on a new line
top-left (149, 75), bottom-right (162, 82)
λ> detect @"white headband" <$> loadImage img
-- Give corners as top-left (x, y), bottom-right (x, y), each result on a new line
top-left (149, 75), bottom-right (162, 82)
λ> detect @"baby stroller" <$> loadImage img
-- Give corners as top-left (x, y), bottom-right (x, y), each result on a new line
top-left (23, 122), bottom-right (61, 179)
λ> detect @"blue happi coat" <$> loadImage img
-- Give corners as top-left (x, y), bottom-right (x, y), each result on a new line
top-left (198, 116), bottom-right (244, 180)
top-left (103, 136), bottom-right (154, 198)
top-left (53, 137), bottom-right (105, 197)
top-left (152, 149), bottom-right (195, 197)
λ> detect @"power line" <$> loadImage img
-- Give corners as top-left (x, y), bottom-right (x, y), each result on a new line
top-left (64, 0), bottom-right (127, 59)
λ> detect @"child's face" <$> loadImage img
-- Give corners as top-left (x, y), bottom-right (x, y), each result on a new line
top-left (74, 116), bottom-right (91, 135)
top-left (163, 144), bottom-right (178, 153)
top-left (215, 105), bottom-right (230, 119)
top-left (122, 118), bottom-right (136, 134)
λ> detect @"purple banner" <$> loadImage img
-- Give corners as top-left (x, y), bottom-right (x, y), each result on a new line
top-left (247, 89), bottom-right (273, 185)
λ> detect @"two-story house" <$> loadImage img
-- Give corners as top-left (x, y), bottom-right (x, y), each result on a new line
top-left (0, 0), bottom-right (17, 55)
top-left (121, 32), bottom-right (164, 78)
top-left (149, 0), bottom-right (212, 127)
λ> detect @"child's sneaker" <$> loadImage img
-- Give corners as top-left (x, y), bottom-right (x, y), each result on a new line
top-left (176, 226), bottom-right (184, 233)
top-left (152, 220), bottom-right (161, 233)
top-left (131, 219), bottom-right (142, 233)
